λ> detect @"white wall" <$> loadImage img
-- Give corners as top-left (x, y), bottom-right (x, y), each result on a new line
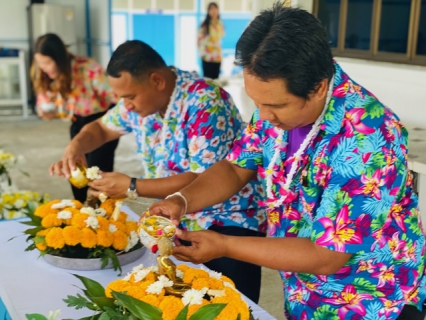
top-left (336, 57), bottom-right (426, 128)
top-left (0, 0), bottom-right (30, 51)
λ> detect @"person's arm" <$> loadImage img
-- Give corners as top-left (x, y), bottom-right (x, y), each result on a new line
top-left (173, 229), bottom-right (352, 275)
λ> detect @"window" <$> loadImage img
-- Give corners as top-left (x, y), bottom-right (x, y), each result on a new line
top-left (314, 0), bottom-right (426, 65)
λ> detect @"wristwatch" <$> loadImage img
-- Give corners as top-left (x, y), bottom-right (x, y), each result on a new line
top-left (126, 177), bottom-right (138, 200)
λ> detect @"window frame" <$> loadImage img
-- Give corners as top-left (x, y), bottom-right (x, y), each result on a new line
top-left (313, 0), bottom-right (426, 66)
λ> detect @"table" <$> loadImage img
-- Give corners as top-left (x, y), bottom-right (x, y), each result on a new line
top-left (0, 213), bottom-right (276, 320)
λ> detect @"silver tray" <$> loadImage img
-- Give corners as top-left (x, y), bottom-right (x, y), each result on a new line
top-left (43, 246), bottom-right (146, 271)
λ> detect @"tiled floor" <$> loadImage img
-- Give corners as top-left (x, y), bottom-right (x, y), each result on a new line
top-left (0, 117), bottom-right (285, 319)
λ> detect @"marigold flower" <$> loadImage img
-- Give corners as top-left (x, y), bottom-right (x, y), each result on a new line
top-left (112, 231), bottom-right (128, 251)
top-left (105, 279), bottom-right (130, 298)
top-left (96, 230), bottom-right (113, 247)
top-left (80, 228), bottom-right (97, 248)
top-left (34, 203), bottom-right (58, 218)
top-left (183, 268), bottom-right (209, 284)
top-left (141, 294), bottom-right (161, 308)
top-left (124, 285), bottom-right (148, 301)
top-left (35, 241), bottom-right (47, 251)
top-left (125, 221), bottom-right (138, 235)
top-left (45, 227), bottom-right (65, 249)
top-left (159, 296), bottom-right (184, 320)
top-left (36, 229), bottom-right (49, 237)
top-left (221, 275), bottom-right (236, 288)
top-left (41, 214), bottom-right (63, 228)
top-left (71, 213), bottom-right (90, 229)
top-left (62, 226), bottom-right (81, 246)
top-left (109, 220), bottom-right (126, 233)
top-left (96, 216), bottom-right (109, 230)
top-left (71, 200), bottom-right (83, 209)
top-left (99, 199), bottom-right (116, 216)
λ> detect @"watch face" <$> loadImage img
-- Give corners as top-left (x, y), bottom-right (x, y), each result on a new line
top-left (126, 189), bottom-right (138, 200)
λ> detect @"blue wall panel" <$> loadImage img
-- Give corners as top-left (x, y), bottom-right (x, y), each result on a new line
top-left (133, 14), bottom-right (175, 66)
top-left (221, 18), bottom-right (250, 53)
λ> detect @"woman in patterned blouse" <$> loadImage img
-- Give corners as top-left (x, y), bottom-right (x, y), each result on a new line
top-left (197, 2), bottom-right (224, 79)
top-left (30, 33), bottom-right (119, 203)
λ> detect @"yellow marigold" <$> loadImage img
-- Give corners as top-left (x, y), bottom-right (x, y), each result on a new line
top-left (221, 275), bottom-right (235, 288)
top-left (41, 213), bottom-right (63, 228)
top-left (71, 200), bottom-right (83, 209)
top-left (62, 226), bottom-right (81, 246)
top-left (125, 221), bottom-right (138, 235)
top-left (112, 231), bottom-right (127, 251)
top-left (45, 227), bottom-right (65, 249)
top-left (96, 216), bottom-right (109, 230)
top-left (71, 213), bottom-right (90, 229)
top-left (140, 294), bottom-right (161, 307)
top-left (34, 203), bottom-right (58, 218)
top-left (120, 285), bottom-right (147, 301)
top-left (96, 230), bottom-right (113, 247)
top-left (109, 220), bottom-right (126, 233)
top-left (191, 278), bottom-right (210, 291)
top-left (116, 212), bottom-right (127, 224)
top-left (129, 273), bottom-right (156, 285)
top-left (99, 199), bottom-right (116, 216)
top-left (159, 296), bottom-right (184, 320)
top-left (212, 294), bottom-right (249, 320)
top-left (36, 229), bottom-right (49, 237)
top-left (177, 265), bottom-right (189, 272)
top-left (105, 279), bottom-right (130, 298)
top-left (183, 268), bottom-right (209, 284)
top-left (188, 299), bottom-right (209, 318)
top-left (35, 241), bottom-right (47, 251)
top-left (80, 228), bottom-right (97, 248)
top-left (61, 207), bottom-right (81, 225)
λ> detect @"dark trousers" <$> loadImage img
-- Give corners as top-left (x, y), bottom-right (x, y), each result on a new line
top-left (202, 60), bottom-right (221, 79)
top-left (191, 225), bottom-right (266, 303)
top-left (397, 304), bottom-right (426, 319)
top-left (69, 110), bottom-right (119, 203)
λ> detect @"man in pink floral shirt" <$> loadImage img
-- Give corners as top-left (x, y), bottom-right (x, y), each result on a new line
top-left (150, 5), bottom-right (426, 320)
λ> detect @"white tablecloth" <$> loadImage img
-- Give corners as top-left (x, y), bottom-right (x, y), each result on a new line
top-left (0, 210), bottom-right (276, 320)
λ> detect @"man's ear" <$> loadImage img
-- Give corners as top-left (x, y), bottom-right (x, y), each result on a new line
top-left (149, 72), bottom-right (166, 90)
top-left (309, 78), bottom-right (329, 102)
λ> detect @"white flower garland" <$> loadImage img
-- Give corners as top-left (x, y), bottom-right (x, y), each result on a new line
top-left (266, 76), bottom-right (335, 208)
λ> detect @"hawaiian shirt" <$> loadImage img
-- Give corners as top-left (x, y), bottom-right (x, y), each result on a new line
top-left (227, 63), bottom-right (426, 319)
top-left (102, 68), bottom-right (267, 233)
top-left (36, 56), bottom-right (116, 117)
top-left (197, 20), bottom-right (224, 63)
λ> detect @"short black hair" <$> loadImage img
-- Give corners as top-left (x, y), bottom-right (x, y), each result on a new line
top-left (107, 40), bottom-right (166, 79)
top-left (235, 3), bottom-right (334, 99)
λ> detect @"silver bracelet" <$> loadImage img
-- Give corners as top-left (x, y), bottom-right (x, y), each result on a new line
top-left (165, 192), bottom-right (188, 213)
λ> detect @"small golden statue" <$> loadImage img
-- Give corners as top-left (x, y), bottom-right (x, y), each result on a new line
top-left (138, 214), bottom-right (191, 296)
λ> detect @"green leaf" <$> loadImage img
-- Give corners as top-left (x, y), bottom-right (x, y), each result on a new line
top-left (189, 303), bottom-right (227, 320)
top-left (25, 314), bottom-right (48, 320)
top-left (353, 278), bottom-right (384, 296)
top-left (73, 274), bottom-right (106, 298)
top-left (312, 304), bottom-right (339, 320)
top-left (101, 248), bottom-right (122, 275)
top-left (90, 296), bottom-right (116, 310)
top-left (63, 293), bottom-right (98, 311)
top-left (175, 305), bottom-right (189, 320)
top-left (112, 291), bottom-right (162, 320)
top-left (236, 314), bottom-right (241, 320)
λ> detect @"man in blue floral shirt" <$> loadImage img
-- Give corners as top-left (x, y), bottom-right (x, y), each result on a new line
top-left (50, 40), bottom-right (266, 303)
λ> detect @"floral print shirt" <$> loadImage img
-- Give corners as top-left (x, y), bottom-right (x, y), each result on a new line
top-left (226, 63), bottom-right (426, 319)
top-left (36, 56), bottom-right (116, 117)
top-left (198, 20), bottom-right (224, 63)
top-left (102, 68), bottom-right (267, 233)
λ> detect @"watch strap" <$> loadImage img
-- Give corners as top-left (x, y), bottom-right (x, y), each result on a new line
top-left (129, 177), bottom-right (137, 191)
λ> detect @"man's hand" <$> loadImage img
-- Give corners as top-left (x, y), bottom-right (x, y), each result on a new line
top-left (172, 229), bottom-right (228, 264)
top-left (88, 172), bottom-right (130, 199)
top-left (49, 143), bottom-right (87, 178)
top-left (149, 196), bottom-right (187, 227)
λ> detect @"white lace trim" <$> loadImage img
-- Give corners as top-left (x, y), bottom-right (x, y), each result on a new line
top-left (265, 76), bottom-right (335, 208)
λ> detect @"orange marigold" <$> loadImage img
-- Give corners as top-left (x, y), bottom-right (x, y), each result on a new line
top-left (34, 203), bottom-right (58, 218)
top-left (35, 241), bottom-right (47, 251)
top-left (61, 208), bottom-right (81, 225)
top-left (80, 228), bottom-right (97, 248)
top-left (41, 213), bottom-right (63, 228)
top-left (62, 226), bottom-right (81, 246)
top-left (176, 265), bottom-right (189, 272)
top-left (71, 200), bottom-right (83, 209)
top-left (71, 213), bottom-right (90, 229)
top-left (116, 212), bottom-right (127, 224)
top-left (125, 221), bottom-right (138, 235)
top-left (140, 294), bottom-right (161, 307)
top-left (96, 216), bottom-right (109, 230)
top-left (96, 230), bottom-right (113, 248)
top-left (99, 199), bottom-right (116, 216)
top-left (109, 220), bottom-right (126, 233)
top-left (36, 229), bottom-right (49, 237)
top-left (183, 268), bottom-right (209, 284)
top-left (121, 285), bottom-right (148, 301)
top-left (191, 278), bottom-right (210, 291)
top-left (105, 279), bottom-right (130, 298)
top-left (221, 275), bottom-right (236, 288)
top-left (212, 294), bottom-right (249, 320)
top-left (159, 296), bottom-right (184, 320)
top-left (112, 231), bottom-right (128, 251)
top-left (45, 227), bottom-right (65, 249)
